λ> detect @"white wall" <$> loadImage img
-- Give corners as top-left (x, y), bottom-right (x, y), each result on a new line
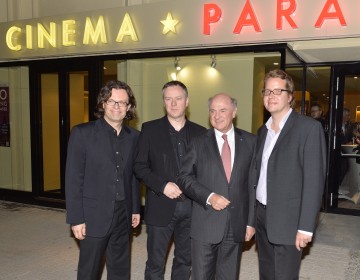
top-left (125, 54), bottom-right (260, 133)
top-left (0, 67), bottom-right (32, 191)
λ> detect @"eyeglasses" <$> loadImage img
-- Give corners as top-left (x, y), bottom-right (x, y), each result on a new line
top-left (105, 99), bottom-right (129, 107)
top-left (261, 88), bottom-right (289, 97)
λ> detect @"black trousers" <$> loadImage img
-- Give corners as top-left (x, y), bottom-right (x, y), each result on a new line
top-left (145, 199), bottom-right (191, 280)
top-left (191, 216), bottom-right (242, 280)
top-left (77, 201), bottom-right (130, 280)
top-left (255, 202), bottom-right (302, 280)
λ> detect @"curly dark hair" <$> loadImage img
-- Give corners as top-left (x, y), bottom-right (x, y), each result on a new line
top-left (94, 80), bottom-right (136, 120)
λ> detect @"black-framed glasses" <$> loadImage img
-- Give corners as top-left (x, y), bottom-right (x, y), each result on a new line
top-left (105, 99), bottom-right (129, 107)
top-left (261, 88), bottom-right (289, 97)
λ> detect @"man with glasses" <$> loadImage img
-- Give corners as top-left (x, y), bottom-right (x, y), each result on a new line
top-left (65, 80), bottom-right (140, 279)
top-left (250, 69), bottom-right (326, 279)
top-left (133, 81), bottom-right (206, 280)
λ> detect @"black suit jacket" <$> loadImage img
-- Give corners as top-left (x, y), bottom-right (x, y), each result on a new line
top-left (133, 116), bottom-right (206, 226)
top-left (65, 119), bottom-right (140, 238)
top-left (177, 127), bottom-right (256, 243)
top-left (252, 111), bottom-right (326, 245)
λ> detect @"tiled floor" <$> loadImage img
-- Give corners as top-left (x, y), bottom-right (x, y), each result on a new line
top-left (0, 201), bottom-right (359, 279)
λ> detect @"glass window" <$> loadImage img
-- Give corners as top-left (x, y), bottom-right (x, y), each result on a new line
top-left (338, 75), bottom-right (360, 211)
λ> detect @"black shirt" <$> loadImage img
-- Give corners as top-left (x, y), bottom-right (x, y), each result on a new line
top-left (101, 118), bottom-right (125, 201)
top-left (167, 118), bottom-right (189, 169)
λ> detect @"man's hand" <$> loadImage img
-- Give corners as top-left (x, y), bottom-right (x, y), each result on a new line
top-left (163, 182), bottom-right (183, 199)
top-left (245, 226), bottom-right (255, 241)
top-left (132, 214), bottom-right (140, 228)
top-left (295, 232), bottom-right (312, 251)
top-left (209, 193), bottom-right (230, 211)
top-left (71, 223), bottom-right (86, 240)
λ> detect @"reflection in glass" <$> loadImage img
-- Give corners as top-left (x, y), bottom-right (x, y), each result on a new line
top-left (339, 75), bottom-right (360, 210)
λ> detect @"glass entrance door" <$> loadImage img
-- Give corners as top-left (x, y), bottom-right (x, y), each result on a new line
top-left (31, 59), bottom-right (98, 200)
top-left (328, 64), bottom-right (360, 214)
top-left (41, 73), bottom-right (61, 194)
top-left (40, 71), bottom-right (89, 196)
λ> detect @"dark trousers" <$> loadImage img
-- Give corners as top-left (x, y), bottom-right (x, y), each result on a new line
top-left (145, 199), bottom-right (191, 280)
top-left (191, 217), bottom-right (242, 280)
top-left (78, 201), bottom-right (130, 280)
top-left (256, 203), bottom-right (302, 280)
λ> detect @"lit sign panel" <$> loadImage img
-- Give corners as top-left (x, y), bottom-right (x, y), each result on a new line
top-left (0, 0), bottom-right (359, 61)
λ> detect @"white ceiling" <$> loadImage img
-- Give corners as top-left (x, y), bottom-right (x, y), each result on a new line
top-left (288, 38), bottom-right (360, 63)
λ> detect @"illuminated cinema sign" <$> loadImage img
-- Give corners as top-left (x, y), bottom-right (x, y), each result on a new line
top-left (0, 0), bottom-right (359, 60)
top-left (5, 14), bottom-right (138, 51)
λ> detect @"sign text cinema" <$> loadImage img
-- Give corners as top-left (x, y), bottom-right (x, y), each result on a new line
top-left (6, 14), bottom-right (138, 51)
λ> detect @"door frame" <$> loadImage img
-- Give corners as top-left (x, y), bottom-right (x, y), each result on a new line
top-left (29, 57), bottom-right (102, 200)
top-left (326, 63), bottom-right (360, 215)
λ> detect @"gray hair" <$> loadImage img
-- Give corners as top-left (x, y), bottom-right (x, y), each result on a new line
top-left (208, 93), bottom-right (237, 110)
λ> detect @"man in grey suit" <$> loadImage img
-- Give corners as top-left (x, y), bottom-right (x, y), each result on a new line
top-left (177, 93), bottom-right (256, 279)
top-left (65, 80), bottom-right (140, 279)
top-left (251, 69), bottom-right (326, 279)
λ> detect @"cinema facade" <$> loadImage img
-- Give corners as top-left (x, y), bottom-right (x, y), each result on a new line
top-left (1, 0), bottom-right (360, 215)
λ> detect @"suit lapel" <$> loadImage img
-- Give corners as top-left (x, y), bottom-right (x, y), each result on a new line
top-left (94, 119), bottom-right (115, 164)
top-left (207, 129), bottom-right (226, 178)
top-left (255, 125), bottom-right (267, 178)
top-left (271, 111), bottom-right (297, 153)
top-left (231, 129), bottom-right (244, 181)
top-left (159, 116), bottom-right (179, 169)
top-left (120, 126), bottom-right (132, 167)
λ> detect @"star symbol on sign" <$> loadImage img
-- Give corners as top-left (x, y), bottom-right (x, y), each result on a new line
top-left (161, 12), bottom-right (179, 34)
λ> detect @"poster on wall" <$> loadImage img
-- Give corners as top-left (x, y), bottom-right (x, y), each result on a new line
top-left (0, 86), bottom-right (10, 147)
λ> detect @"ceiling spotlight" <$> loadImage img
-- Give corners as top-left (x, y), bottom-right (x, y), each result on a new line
top-left (174, 57), bottom-right (181, 71)
top-left (211, 55), bottom-right (217, 68)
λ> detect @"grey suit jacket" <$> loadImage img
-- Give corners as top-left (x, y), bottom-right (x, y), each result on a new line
top-left (65, 119), bottom-right (140, 238)
top-left (252, 111), bottom-right (326, 245)
top-left (177, 127), bottom-right (255, 243)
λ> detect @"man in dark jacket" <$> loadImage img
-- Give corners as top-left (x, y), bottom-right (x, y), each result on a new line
top-left (134, 81), bottom-right (206, 280)
top-left (66, 80), bottom-right (140, 280)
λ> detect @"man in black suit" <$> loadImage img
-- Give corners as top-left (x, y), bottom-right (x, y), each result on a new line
top-left (252, 69), bottom-right (326, 279)
top-left (177, 93), bottom-right (256, 279)
top-left (65, 80), bottom-right (140, 280)
top-left (133, 81), bottom-right (206, 280)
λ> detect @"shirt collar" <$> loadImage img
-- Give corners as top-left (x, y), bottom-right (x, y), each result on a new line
top-left (214, 125), bottom-right (235, 139)
top-left (166, 117), bottom-right (187, 133)
top-left (100, 117), bottom-right (129, 135)
top-left (265, 108), bottom-right (293, 131)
